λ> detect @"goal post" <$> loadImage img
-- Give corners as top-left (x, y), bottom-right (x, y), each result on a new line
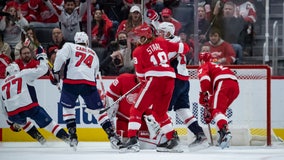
top-left (171, 65), bottom-right (272, 146)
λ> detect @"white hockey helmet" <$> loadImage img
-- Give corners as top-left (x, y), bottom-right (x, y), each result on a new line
top-left (74, 32), bottom-right (89, 45)
top-left (159, 22), bottom-right (175, 38)
top-left (5, 63), bottom-right (20, 76)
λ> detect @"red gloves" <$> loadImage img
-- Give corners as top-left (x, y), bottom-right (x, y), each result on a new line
top-left (147, 9), bottom-right (159, 21)
top-left (199, 92), bottom-right (209, 107)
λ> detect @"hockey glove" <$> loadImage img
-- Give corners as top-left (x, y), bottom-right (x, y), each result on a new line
top-left (199, 91), bottom-right (209, 106)
top-left (147, 9), bottom-right (159, 21)
top-left (50, 70), bottom-right (60, 85)
top-left (6, 120), bottom-right (21, 132)
top-left (36, 53), bottom-right (47, 61)
top-left (204, 108), bottom-right (213, 124)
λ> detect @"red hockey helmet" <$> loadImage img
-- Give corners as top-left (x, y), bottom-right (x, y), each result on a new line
top-left (133, 23), bottom-right (153, 39)
top-left (199, 52), bottom-right (212, 62)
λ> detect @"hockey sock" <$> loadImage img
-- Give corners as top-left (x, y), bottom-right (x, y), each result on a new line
top-left (101, 119), bottom-right (115, 138)
top-left (188, 121), bottom-right (204, 136)
top-left (26, 126), bottom-right (46, 144)
top-left (66, 119), bottom-right (77, 137)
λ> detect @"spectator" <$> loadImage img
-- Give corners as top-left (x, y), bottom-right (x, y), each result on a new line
top-left (3, 0), bottom-right (36, 23)
top-left (46, 27), bottom-right (66, 50)
top-left (100, 31), bottom-right (134, 76)
top-left (0, 31), bottom-right (12, 60)
top-left (197, 5), bottom-right (210, 43)
top-left (160, 7), bottom-right (181, 35)
top-left (116, 5), bottom-right (142, 37)
top-left (91, 8), bottom-right (113, 48)
top-left (237, 0), bottom-right (257, 56)
top-left (14, 26), bottom-right (42, 60)
top-left (43, 0), bottom-right (87, 42)
top-left (0, 3), bottom-right (29, 51)
top-left (200, 43), bottom-right (211, 52)
top-left (28, 0), bottom-right (63, 27)
top-left (14, 46), bottom-right (39, 70)
top-left (186, 5), bottom-right (210, 56)
top-left (204, 28), bottom-right (236, 65)
top-left (214, 1), bottom-right (249, 64)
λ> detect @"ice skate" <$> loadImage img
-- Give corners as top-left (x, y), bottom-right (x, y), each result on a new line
top-left (188, 132), bottom-right (209, 148)
top-left (119, 136), bottom-right (140, 152)
top-left (109, 134), bottom-right (123, 149)
top-left (156, 132), bottom-right (183, 153)
top-left (35, 133), bottom-right (46, 145)
top-left (68, 127), bottom-right (78, 151)
top-left (217, 125), bottom-right (232, 149)
top-left (69, 134), bottom-right (78, 151)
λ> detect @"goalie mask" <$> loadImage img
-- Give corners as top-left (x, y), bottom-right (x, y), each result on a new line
top-left (5, 63), bottom-right (20, 76)
top-left (74, 32), bottom-right (89, 45)
top-left (158, 22), bottom-right (175, 39)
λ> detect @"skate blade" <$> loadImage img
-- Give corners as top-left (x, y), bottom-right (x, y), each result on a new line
top-left (70, 139), bottom-right (78, 151)
top-left (188, 140), bottom-right (210, 151)
top-left (220, 134), bottom-right (232, 149)
top-left (119, 146), bottom-right (140, 153)
top-left (156, 146), bottom-right (184, 153)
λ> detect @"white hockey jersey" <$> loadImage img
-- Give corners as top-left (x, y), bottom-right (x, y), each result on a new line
top-left (1, 60), bottom-right (48, 116)
top-left (167, 36), bottom-right (190, 81)
top-left (53, 43), bottom-right (99, 86)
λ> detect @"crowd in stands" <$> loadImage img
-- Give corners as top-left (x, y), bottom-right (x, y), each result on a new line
top-left (0, 0), bottom-right (259, 77)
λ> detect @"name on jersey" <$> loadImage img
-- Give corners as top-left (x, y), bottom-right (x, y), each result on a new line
top-left (5, 75), bottom-right (16, 83)
top-left (76, 46), bottom-right (95, 55)
top-left (146, 43), bottom-right (162, 55)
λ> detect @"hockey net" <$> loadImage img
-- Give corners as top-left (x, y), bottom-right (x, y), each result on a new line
top-left (170, 65), bottom-right (274, 146)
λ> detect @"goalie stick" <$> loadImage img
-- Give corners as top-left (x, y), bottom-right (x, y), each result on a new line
top-left (99, 82), bottom-right (142, 114)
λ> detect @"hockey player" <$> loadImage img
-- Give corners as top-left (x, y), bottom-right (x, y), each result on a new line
top-left (198, 52), bottom-right (240, 149)
top-left (106, 72), bottom-right (166, 149)
top-left (158, 22), bottom-right (208, 147)
top-left (119, 23), bottom-right (189, 152)
top-left (50, 31), bottom-right (121, 149)
top-left (0, 55), bottom-right (70, 146)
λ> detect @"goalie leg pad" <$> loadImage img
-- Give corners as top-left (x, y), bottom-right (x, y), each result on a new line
top-left (143, 115), bottom-right (160, 139)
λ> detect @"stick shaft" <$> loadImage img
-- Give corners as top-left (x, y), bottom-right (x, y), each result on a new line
top-left (99, 82), bottom-right (141, 114)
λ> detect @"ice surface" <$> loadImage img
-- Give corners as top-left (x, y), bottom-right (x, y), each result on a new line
top-left (0, 142), bottom-right (284, 160)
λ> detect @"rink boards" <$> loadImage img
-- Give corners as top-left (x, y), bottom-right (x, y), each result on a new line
top-left (0, 77), bottom-right (284, 142)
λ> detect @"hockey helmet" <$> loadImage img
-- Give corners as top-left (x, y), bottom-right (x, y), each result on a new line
top-left (5, 63), bottom-right (20, 76)
top-left (133, 23), bottom-right (153, 39)
top-left (199, 52), bottom-right (212, 62)
top-left (158, 22), bottom-right (175, 38)
top-left (74, 32), bottom-right (89, 45)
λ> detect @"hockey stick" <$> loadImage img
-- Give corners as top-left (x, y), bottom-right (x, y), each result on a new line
top-left (201, 15), bottom-right (217, 42)
top-left (14, 21), bottom-right (61, 92)
top-left (203, 105), bottom-right (214, 146)
top-left (97, 71), bottom-right (106, 105)
top-left (207, 123), bottom-right (214, 146)
top-left (99, 82), bottom-right (142, 114)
